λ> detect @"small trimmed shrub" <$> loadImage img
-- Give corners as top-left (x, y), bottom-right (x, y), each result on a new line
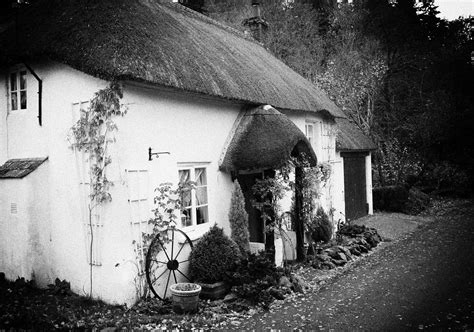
top-left (226, 251), bottom-right (279, 286)
top-left (373, 185), bottom-right (408, 212)
top-left (404, 187), bottom-right (431, 214)
top-left (308, 207), bottom-right (332, 243)
top-left (229, 180), bottom-right (250, 256)
top-left (225, 251), bottom-right (282, 309)
top-left (190, 225), bottom-right (241, 283)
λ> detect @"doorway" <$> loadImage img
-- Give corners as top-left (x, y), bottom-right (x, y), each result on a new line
top-left (342, 153), bottom-right (368, 221)
top-left (236, 169), bottom-right (275, 244)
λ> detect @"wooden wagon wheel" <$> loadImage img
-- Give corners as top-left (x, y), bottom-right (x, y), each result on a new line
top-left (145, 226), bottom-right (194, 300)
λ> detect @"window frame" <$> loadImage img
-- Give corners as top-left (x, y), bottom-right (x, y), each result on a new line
top-left (9, 67), bottom-right (28, 111)
top-left (177, 163), bottom-right (210, 230)
top-left (305, 123), bottom-right (314, 145)
top-left (305, 119), bottom-right (322, 160)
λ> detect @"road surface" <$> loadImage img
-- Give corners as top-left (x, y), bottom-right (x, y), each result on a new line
top-left (225, 199), bottom-right (474, 330)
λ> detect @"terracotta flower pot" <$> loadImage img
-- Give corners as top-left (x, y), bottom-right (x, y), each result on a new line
top-left (169, 283), bottom-right (202, 314)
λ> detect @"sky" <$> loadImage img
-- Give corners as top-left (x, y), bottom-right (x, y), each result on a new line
top-left (435, 0), bottom-right (473, 20)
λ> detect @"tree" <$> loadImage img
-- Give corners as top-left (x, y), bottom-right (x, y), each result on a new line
top-left (229, 180), bottom-right (250, 256)
top-left (206, 0), bottom-right (474, 188)
top-left (260, 0), bottom-right (326, 80)
top-left (316, 3), bottom-right (387, 138)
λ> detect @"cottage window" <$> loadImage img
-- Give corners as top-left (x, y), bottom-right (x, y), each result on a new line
top-left (305, 120), bottom-right (322, 159)
top-left (9, 70), bottom-right (27, 111)
top-left (305, 123), bottom-right (314, 145)
top-left (322, 122), bottom-right (335, 162)
top-left (178, 166), bottom-right (209, 227)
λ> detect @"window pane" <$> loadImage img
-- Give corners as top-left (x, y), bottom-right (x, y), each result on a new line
top-left (10, 73), bottom-right (17, 91)
top-left (20, 71), bottom-right (26, 90)
top-left (181, 208), bottom-right (192, 227)
top-left (196, 186), bottom-right (208, 205)
top-left (195, 168), bottom-right (206, 186)
top-left (20, 91), bottom-right (27, 109)
top-left (11, 92), bottom-right (18, 110)
top-left (181, 190), bottom-right (191, 208)
top-left (196, 206), bottom-right (208, 225)
top-left (179, 169), bottom-right (190, 183)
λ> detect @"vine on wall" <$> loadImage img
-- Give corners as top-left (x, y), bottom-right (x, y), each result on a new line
top-left (250, 154), bottom-right (331, 261)
top-left (69, 82), bottom-right (126, 297)
top-left (251, 156), bottom-right (331, 230)
top-left (143, 181), bottom-right (194, 254)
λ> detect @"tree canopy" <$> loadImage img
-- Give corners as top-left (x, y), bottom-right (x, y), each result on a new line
top-left (205, 0), bottom-right (473, 193)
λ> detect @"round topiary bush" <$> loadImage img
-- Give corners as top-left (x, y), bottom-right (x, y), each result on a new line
top-left (309, 207), bottom-right (332, 243)
top-left (190, 225), bottom-right (242, 283)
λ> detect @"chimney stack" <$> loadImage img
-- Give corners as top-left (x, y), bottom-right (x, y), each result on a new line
top-left (243, 0), bottom-right (268, 42)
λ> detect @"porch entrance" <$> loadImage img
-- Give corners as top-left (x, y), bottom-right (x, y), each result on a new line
top-left (237, 169), bottom-right (275, 245)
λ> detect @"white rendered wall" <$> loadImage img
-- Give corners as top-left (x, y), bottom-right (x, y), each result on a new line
top-left (332, 152), bottom-right (346, 224)
top-left (0, 161), bottom-right (51, 286)
top-left (117, 83), bottom-right (240, 239)
top-left (281, 110), bottom-right (344, 229)
top-left (0, 62), bottom-right (242, 305)
top-left (0, 72), bottom-right (7, 165)
top-left (0, 61), bottom-right (354, 304)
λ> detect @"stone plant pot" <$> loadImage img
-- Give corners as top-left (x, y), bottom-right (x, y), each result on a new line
top-left (198, 281), bottom-right (230, 300)
top-left (169, 283), bottom-right (202, 314)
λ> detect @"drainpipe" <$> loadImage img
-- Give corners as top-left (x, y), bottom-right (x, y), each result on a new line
top-left (22, 62), bottom-right (43, 126)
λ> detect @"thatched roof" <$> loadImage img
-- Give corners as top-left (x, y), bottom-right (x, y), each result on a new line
top-left (0, 158), bottom-right (47, 179)
top-left (0, 0), bottom-right (344, 118)
top-left (336, 118), bottom-right (376, 152)
top-left (219, 106), bottom-right (317, 173)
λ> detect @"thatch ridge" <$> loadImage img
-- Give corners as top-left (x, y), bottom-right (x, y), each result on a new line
top-left (165, 2), bottom-right (256, 43)
top-left (220, 106), bottom-right (317, 173)
top-left (0, 0), bottom-right (345, 117)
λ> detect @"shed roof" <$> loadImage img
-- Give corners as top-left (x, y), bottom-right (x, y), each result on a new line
top-left (336, 118), bottom-right (377, 152)
top-left (219, 106), bottom-right (317, 173)
top-left (0, 0), bottom-right (344, 118)
top-left (0, 158), bottom-right (48, 179)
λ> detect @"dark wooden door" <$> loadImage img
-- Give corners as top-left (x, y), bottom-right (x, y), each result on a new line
top-left (343, 153), bottom-right (368, 221)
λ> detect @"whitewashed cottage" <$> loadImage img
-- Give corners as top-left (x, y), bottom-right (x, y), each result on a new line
top-left (0, 0), bottom-right (374, 305)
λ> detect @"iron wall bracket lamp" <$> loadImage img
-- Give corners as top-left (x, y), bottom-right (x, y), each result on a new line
top-left (148, 147), bottom-right (170, 161)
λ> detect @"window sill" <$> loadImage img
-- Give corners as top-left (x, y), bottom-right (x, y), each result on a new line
top-left (179, 223), bottom-right (211, 242)
top-left (8, 109), bottom-right (29, 114)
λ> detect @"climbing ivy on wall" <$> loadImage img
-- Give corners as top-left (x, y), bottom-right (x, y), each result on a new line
top-left (70, 82), bottom-right (126, 204)
top-left (69, 82), bottom-right (126, 297)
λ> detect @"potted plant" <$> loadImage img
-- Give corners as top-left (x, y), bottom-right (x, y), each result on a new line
top-left (190, 225), bottom-right (242, 300)
top-left (169, 282), bottom-right (202, 314)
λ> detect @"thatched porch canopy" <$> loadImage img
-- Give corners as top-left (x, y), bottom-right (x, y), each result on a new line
top-left (219, 106), bottom-right (317, 173)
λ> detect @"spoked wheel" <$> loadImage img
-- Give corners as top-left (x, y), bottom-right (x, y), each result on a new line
top-left (145, 226), bottom-right (194, 300)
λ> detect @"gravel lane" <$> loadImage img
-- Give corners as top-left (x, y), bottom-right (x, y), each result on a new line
top-left (224, 199), bottom-right (474, 330)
